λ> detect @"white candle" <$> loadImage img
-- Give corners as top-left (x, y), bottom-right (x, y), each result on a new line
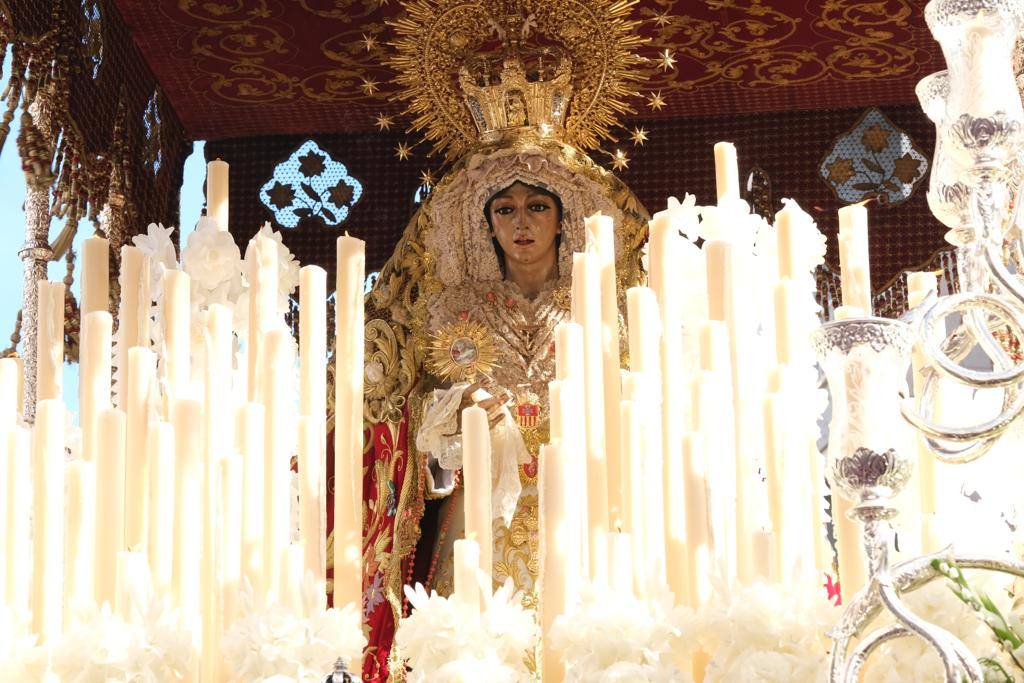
top-left (626, 287), bottom-right (661, 377)
top-left (82, 235), bottom-right (109, 315)
top-left (835, 493), bottom-right (867, 600)
top-left (698, 321), bottom-right (729, 374)
top-left (172, 397), bottom-right (203, 622)
top-left (116, 247), bottom-right (151, 412)
top-left (5, 427), bottom-right (29, 612)
top-left (95, 407), bottom-right (127, 608)
top-left (115, 550), bottom-right (139, 620)
top-left (0, 357), bottom-right (17, 428)
top-left (453, 537), bottom-right (481, 616)
top-left (31, 399), bottom-right (65, 639)
top-left (585, 214), bottom-right (623, 526)
top-left (838, 204), bottom-right (872, 313)
top-left (64, 460), bottom-right (96, 623)
top-left (763, 393), bottom-right (785, 579)
top-left (281, 542), bottom-right (306, 616)
top-left (207, 159), bottom-right (230, 232)
top-left (833, 305), bottom-right (864, 321)
top-left (125, 347), bottom-right (156, 551)
top-left (553, 321), bottom-right (584, 382)
top-left (238, 402), bottom-right (266, 598)
top-left (573, 252), bottom-right (609, 578)
top-left (333, 234), bottom-right (365, 615)
top-left (147, 422), bottom-right (175, 596)
top-left (0, 424), bottom-right (7, 599)
top-left (773, 280), bottom-right (806, 365)
top-left (299, 265), bottom-right (328, 418)
top-left (263, 328), bottom-right (295, 599)
top-left (607, 532), bottom-right (633, 594)
top-left (80, 311), bottom-right (113, 461)
top-left (753, 529), bottom-right (774, 582)
top-left (908, 271), bottom-right (939, 520)
top-left (664, 418), bottom-right (690, 606)
top-left (35, 281), bottom-right (65, 402)
top-left (462, 405), bottom-right (493, 583)
top-left (220, 452), bottom-right (244, 626)
top-left (540, 444), bottom-right (568, 683)
top-left (551, 378), bottom-right (586, 607)
top-left (247, 234), bottom-right (278, 403)
top-left (714, 142), bottom-right (740, 203)
top-left (298, 415), bottom-right (325, 585)
top-left (163, 269), bottom-right (191, 404)
top-left (682, 432), bottom-right (711, 606)
top-left (619, 397), bottom-right (648, 597)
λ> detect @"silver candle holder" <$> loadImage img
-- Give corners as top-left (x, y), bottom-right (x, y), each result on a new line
top-left (817, 1), bottom-right (1024, 680)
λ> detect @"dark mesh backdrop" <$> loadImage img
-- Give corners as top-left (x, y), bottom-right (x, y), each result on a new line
top-left (207, 103), bottom-right (948, 295)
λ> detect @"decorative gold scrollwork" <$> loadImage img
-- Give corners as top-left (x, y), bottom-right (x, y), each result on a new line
top-left (363, 317), bottom-right (416, 426)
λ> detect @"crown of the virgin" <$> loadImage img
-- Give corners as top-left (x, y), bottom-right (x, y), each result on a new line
top-left (458, 48), bottom-right (573, 142)
top-left (389, 0), bottom-right (646, 160)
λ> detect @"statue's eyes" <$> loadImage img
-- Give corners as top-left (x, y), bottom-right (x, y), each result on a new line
top-left (530, 202), bottom-right (551, 212)
top-left (494, 206), bottom-right (514, 215)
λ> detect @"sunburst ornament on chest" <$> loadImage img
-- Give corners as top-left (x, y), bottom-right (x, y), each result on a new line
top-left (424, 319), bottom-right (500, 383)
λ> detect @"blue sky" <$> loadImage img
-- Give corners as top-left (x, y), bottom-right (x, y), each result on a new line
top-left (0, 66), bottom-right (205, 416)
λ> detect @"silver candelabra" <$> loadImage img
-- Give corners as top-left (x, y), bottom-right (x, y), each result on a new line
top-left (815, 1), bottom-right (1024, 680)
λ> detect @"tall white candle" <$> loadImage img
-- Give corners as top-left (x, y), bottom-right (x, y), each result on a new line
top-left (82, 235), bottom-right (109, 315)
top-left (298, 415), bottom-right (325, 585)
top-left (908, 271), bottom-right (939, 518)
top-left (0, 357), bottom-right (17, 428)
top-left (32, 399), bottom-right (65, 639)
top-left (238, 402), bottom-right (266, 598)
top-left (95, 407), bottom-right (127, 608)
top-left (148, 422), bottom-right (175, 596)
top-left (207, 159), bottom-right (230, 232)
top-left (172, 397), bottom-right (203, 622)
top-left (64, 460), bottom-right (96, 623)
top-left (220, 452), bottom-right (244, 626)
top-left (116, 247), bottom-right (151, 412)
top-left (551, 377), bottom-right (586, 607)
top-left (540, 443), bottom-right (569, 683)
top-left (553, 321), bottom-right (584, 382)
top-left (682, 432), bottom-right (712, 606)
top-left (0, 424), bottom-right (7, 600)
top-left (281, 541), bottom-right (306, 616)
top-left (838, 204), bottom-right (872, 313)
top-left (247, 234), bottom-right (278, 403)
top-left (125, 347), bottom-right (156, 551)
top-left (574, 252), bottom-right (609, 578)
top-left (163, 269), bottom-right (191, 404)
top-left (5, 427), bottom-right (30, 612)
top-left (763, 393), bottom-right (786, 578)
top-left (619, 397), bottom-right (649, 597)
top-left (35, 281), bottom-right (65, 401)
top-left (585, 214), bottom-right (623, 525)
top-left (263, 328), bottom-right (295, 599)
top-left (300, 266), bottom-right (328, 418)
top-left (607, 532), bottom-right (633, 594)
top-left (714, 142), bottom-right (740, 203)
top-left (333, 234), bottom-right (365, 616)
top-left (453, 537), bottom-right (481, 616)
top-left (80, 311), bottom-right (112, 461)
top-left (462, 405), bottom-right (493, 583)
top-left (115, 550), bottom-right (142, 621)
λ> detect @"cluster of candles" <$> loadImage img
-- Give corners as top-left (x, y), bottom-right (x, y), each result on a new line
top-left (0, 159), bottom-right (367, 681)
top-left (0, 146), bottom-right (951, 682)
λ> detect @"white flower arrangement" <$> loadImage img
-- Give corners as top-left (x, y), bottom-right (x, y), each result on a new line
top-left (395, 577), bottom-right (539, 682)
top-left (684, 579), bottom-right (839, 683)
top-left (222, 575), bottom-right (365, 682)
top-left (0, 607), bottom-right (46, 681)
top-left (48, 597), bottom-right (194, 682)
top-left (549, 581), bottom-right (689, 682)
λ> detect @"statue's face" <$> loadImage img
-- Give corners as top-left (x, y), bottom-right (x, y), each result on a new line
top-left (487, 181), bottom-right (561, 270)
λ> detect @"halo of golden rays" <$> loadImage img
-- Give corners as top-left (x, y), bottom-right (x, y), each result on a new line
top-left (425, 320), bottom-right (500, 383)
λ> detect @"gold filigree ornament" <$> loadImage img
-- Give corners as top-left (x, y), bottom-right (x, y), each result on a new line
top-left (424, 320), bottom-right (499, 382)
top-left (387, 0), bottom-right (647, 160)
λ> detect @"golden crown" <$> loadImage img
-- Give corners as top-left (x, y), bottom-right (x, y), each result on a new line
top-left (388, 0), bottom-right (646, 160)
top-left (459, 48), bottom-right (572, 142)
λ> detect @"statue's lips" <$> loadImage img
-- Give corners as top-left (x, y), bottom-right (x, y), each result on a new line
top-left (513, 237), bottom-right (535, 246)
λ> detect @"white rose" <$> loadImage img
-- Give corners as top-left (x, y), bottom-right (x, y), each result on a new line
top-left (182, 221), bottom-right (243, 292)
top-left (131, 223), bottom-right (179, 301)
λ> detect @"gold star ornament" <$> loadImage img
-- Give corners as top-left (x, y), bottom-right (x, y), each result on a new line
top-left (630, 126), bottom-right (649, 146)
top-left (656, 49), bottom-right (676, 72)
top-left (647, 90), bottom-right (666, 111)
top-left (611, 149), bottom-right (629, 171)
top-left (419, 169), bottom-right (436, 186)
top-left (362, 33), bottom-right (378, 52)
top-left (361, 77), bottom-right (380, 95)
top-left (375, 113), bottom-right (394, 131)
top-left (395, 141), bottom-right (413, 161)
top-left (653, 11), bottom-right (673, 28)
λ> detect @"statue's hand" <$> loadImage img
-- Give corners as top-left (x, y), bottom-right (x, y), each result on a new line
top-left (458, 381), bottom-right (512, 429)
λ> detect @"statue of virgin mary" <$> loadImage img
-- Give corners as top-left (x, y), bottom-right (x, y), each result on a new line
top-left (326, 1), bottom-right (651, 679)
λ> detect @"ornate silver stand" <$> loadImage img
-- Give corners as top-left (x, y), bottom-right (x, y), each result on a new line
top-left (818, 1), bottom-right (1024, 680)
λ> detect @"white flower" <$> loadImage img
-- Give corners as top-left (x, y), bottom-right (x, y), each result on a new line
top-left (132, 223), bottom-right (179, 301)
top-left (0, 606), bottom-right (46, 681)
top-left (244, 223), bottom-right (301, 314)
top-left (222, 575), bottom-right (365, 681)
top-left (690, 579), bottom-right (838, 683)
top-left (395, 578), bottom-right (538, 682)
top-left (776, 198), bottom-right (826, 275)
top-left (550, 581), bottom-right (688, 682)
top-left (182, 219), bottom-right (243, 292)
